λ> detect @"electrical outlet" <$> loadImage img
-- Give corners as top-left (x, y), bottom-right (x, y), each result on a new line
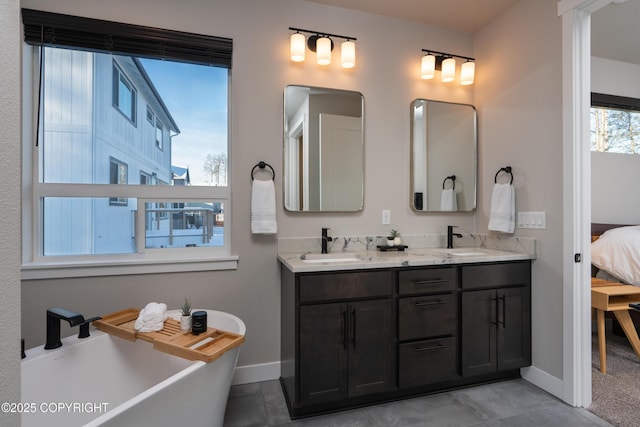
top-left (382, 210), bottom-right (391, 225)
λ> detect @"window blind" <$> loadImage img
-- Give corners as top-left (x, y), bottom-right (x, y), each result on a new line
top-left (22, 8), bottom-right (232, 68)
top-left (592, 92), bottom-right (640, 112)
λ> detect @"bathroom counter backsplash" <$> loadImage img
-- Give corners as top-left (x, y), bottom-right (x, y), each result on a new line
top-left (278, 233), bottom-right (535, 273)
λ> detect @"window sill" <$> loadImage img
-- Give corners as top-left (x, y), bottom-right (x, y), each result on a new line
top-left (21, 255), bottom-right (239, 280)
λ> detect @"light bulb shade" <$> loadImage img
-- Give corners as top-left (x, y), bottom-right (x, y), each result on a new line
top-left (421, 54), bottom-right (436, 79)
top-left (290, 33), bottom-right (306, 62)
top-left (316, 37), bottom-right (332, 65)
top-left (460, 61), bottom-right (475, 85)
top-left (341, 40), bottom-right (356, 68)
top-left (441, 57), bottom-right (456, 82)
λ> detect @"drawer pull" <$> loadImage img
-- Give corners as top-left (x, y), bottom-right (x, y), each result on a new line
top-left (414, 279), bottom-right (446, 285)
top-left (415, 344), bottom-right (446, 352)
top-left (415, 300), bottom-right (445, 307)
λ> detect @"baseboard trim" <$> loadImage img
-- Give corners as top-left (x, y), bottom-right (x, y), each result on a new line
top-left (232, 361), bottom-right (281, 385)
top-left (520, 365), bottom-right (563, 399)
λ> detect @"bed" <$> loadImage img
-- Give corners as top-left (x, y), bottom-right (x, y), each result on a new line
top-left (591, 223), bottom-right (639, 284)
top-left (591, 223), bottom-right (640, 334)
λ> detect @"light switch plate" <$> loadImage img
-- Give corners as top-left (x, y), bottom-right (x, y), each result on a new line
top-left (517, 211), bottom-right (546, 229)
top-left (382, 210), bottom-right (391, 225)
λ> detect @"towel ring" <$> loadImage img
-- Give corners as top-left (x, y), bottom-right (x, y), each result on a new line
top-left (251, 161), bottom-right (275, 181)
top-left (494, 166), bottom-right (513, 185)
top-left (442, 175), bottom-right (456, 190)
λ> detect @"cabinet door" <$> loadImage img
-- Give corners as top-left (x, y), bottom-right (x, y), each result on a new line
top-left (299, 303), bottom-right (348, 405)
top-left (461, 289), bottom-right (497, 377)
top-left (348, 299), bottom-right (395, 397)
top-left (497, 287), bottom-right (531, 371)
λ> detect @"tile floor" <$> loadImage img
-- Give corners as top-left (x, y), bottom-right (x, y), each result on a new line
top-left (223, 379), bottom-right (612, 427)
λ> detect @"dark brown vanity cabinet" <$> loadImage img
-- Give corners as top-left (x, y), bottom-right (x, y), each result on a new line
top-left (280, 259), bottom-right (532, 418)
top-left (280, 267), bottom-right (395, 416)
top-left (397, 267), bottom-right (460, 389)
top-left (461, 261), bottom-right (532, 377)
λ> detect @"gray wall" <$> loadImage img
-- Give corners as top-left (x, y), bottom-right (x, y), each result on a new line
top-left (0, 0), bottom-right (21, 424)
top-left (591, 57), bottom-right (640, 224)
top-left (12, 0), bottom-right (568, 400)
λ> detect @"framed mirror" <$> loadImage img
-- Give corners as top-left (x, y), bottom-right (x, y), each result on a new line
top-left (410, 99), bottom-right (476, 212)
top-left (283, 85), bottom-right (364, 212)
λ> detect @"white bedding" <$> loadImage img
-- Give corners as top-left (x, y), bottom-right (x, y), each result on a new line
top-left (591, 225), bottom-right (640, 286)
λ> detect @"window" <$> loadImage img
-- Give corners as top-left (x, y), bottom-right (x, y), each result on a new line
top-left (156, 119), bottom-right (163, 150)
top-left (113, 64), bottom-right (137, 124)
top-left (109, 157), bottom-right (128, 206)
top-left (591, 92), bottom-right (640, 154)
top-left (21, 9), bottom-right (234, 278)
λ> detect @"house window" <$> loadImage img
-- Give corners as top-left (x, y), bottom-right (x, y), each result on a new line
top-left (156, 119), bottom-right (164, 150)
top-left (109, 157), bottom-right (128, 206)
top-left (21, 9), bottom-right (234, 278)
top-left (591, 92), bottom-right (640, 154)
top-left (113, 64), bottom-right (137, 124)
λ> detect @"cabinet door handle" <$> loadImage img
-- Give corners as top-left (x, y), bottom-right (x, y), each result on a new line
top-left (499, 294), bottom-right (506, 328)
top-left (414, 279), bottom-right (446, 285)
top-left (415, 343), bottom-right (446, 352)
top-left (415, 300), bottom-right (445, 307)
top-left (342, 310), bottom-right (347, 350)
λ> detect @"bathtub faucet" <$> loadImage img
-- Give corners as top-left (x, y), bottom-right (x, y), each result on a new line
top-left (44, 307), bottom-right (86, 350)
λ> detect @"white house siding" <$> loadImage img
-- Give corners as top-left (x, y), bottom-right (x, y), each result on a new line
top-left (43, 51), bottom-right (174, 255)
top-left (43, 48), bottom-right (94, 255)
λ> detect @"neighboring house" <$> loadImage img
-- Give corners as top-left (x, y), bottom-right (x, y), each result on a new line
top-left (43, 49), bottom-right (180, 255)
top-left (171, 165), bottom-right (191, 186)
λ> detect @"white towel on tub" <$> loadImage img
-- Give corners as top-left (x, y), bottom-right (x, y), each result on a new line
top-left (134, 302), bottom-right (168, 332)
top-left (251, 179), bottom-right (277, 234)
top-left (488, 183), bottom-right (515, 233)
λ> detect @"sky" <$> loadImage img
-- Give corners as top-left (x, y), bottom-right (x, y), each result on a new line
top-left (139, 58), bottom-right (228, 186)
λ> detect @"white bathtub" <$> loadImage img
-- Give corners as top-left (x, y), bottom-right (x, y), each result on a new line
top-left (21, 309), bottom-right (245, 427)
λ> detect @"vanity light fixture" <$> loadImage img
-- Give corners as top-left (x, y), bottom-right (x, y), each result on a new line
top-left (289, 27), bottom-right (357, 68)
top-left (420, 49), bottom-right (475, 85)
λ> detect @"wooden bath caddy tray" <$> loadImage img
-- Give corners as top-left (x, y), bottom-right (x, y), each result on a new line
top-left (93, 308), bottom-right (244, 363)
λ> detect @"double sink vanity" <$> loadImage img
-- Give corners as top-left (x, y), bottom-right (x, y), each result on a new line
top-left (278, 235), bottom-right (535, 418)
top-left (280, 85), bottom-right (529, 417)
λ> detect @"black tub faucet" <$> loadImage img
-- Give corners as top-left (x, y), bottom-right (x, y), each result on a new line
top-left (321, 228), bottom-right (333, 254)
top-left (44, 307), bottom-right (86, 350)
top-left (447, 225), bottom-right (463, 249)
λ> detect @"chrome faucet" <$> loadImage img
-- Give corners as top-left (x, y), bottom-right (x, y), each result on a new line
top-left (44, 307), bottom-right (101, 350)
top-left (321, 227), bottom-right (333, 254)
top-left (447, 225), bottom-right (463, 249)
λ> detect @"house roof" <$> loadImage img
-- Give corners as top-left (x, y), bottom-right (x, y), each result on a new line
top-left (171, 166), bottom-right (190, 184)
top-left (133, 57), bottom-right (180, 133)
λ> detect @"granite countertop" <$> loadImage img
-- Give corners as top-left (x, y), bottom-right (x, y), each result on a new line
top-left (278, 246), bottom-right (535, 273)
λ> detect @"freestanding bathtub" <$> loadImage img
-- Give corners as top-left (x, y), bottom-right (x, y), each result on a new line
top-left (21, 309), bottom-right (245, 427)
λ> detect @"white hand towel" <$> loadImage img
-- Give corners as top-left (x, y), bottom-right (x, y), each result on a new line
top-left (440, 188), bottom-right (457, 211)
top-left (251, 179), bottom-right (277, 234)
top-left (134, 302), bottom-right (168, 333)
top-left (488, 183), bottom-right (515, 233)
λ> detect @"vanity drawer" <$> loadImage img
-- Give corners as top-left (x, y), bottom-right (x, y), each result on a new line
top-left (399, 337), bottom-right (459, 388)
top-left (461, 261), bottom-right (531, 290)
top-left (398, 267), bottom-right (458, 295)
top-left (399, 294), bottom-right (458, 340)
top-left (299, 270), bottom-right (393, 303)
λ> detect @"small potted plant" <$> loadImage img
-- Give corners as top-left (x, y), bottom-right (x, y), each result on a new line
top-left (389, 229), bottom-right (401, 246)
top-left (180, 297), bottom-right (192, 332)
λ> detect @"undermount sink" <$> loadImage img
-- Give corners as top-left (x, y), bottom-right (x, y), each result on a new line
top-left (440, 248), bottom-right (487, 257)
top-left (301, 252), bottom-right (362, 263)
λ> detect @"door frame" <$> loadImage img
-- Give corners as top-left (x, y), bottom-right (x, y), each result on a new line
top-left (559, 0), bottom-right (614, 408)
